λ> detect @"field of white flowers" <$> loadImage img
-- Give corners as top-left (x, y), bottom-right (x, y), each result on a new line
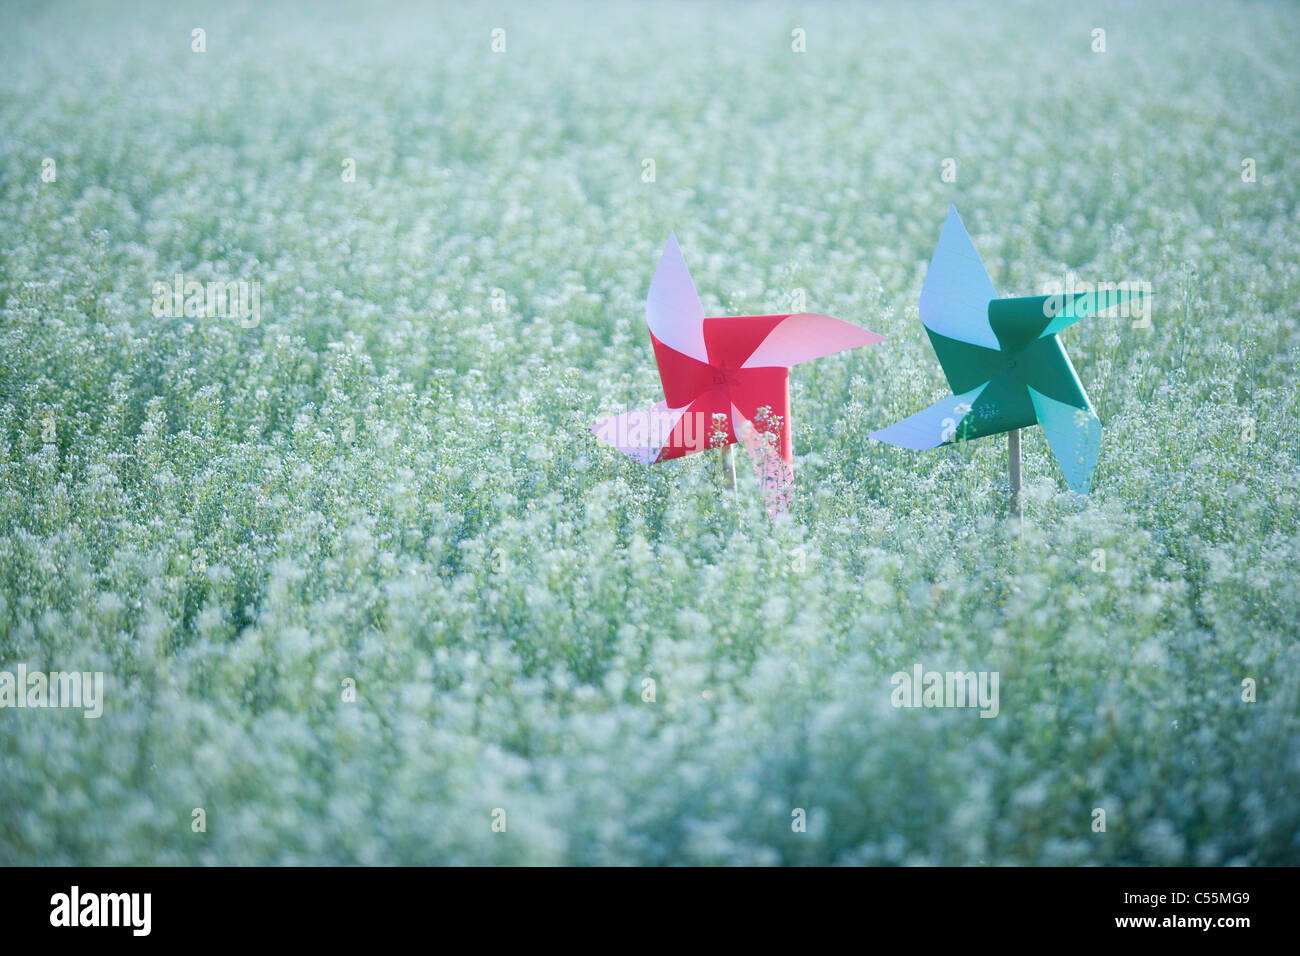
top-left (1, 1), bottom-right (1297, 865)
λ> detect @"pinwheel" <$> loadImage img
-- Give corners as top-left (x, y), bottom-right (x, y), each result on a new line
top-left (591, 233), bottom-right (882, 513)
top-left (871, 207), bottom-right (1148, 506)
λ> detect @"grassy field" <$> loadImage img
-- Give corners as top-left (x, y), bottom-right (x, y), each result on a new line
top-left (1, 0), bottom-right (1298, 865)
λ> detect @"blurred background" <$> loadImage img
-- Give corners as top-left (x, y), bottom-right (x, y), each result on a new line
top-left (1, 1), bottom-right (1297, 865)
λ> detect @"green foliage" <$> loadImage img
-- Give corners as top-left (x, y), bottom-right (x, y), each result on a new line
top-left (1, 0), bottom-right (1297, 864)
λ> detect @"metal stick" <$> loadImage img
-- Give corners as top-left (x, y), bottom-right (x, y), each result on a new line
top-left (721, 443), bottom-right (736, 491)
top-left (1008, 428), bottom-right (1022, 521)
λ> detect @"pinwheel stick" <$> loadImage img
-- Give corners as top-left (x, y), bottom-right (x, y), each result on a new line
top-left (1008, 428), bottom-right (1022, 520)
top-left (721, 444), bottom-right (737, 491)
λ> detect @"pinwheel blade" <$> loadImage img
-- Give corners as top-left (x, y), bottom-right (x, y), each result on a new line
top-left (920, 207), bottom-right (1000, 352)
top-left (1040, 286), bottom-right (1154, 338)
top-left (646, 233), bottom-right (708, 364)
top-left (869, 384), bottom-right (989, 450)
top-left (1027, 386), bottom-right (1101, 493)
top-left (741, 313), bottom-right (884, 369)
top-left (589, 401), bottom-right (689, 464)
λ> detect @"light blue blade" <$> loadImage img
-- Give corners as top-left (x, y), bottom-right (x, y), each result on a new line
top-left (920, 207), bottom-right (1000, 352)
top-left (1027, 386), bottom-right (1101, 494)
top-left (870, 383), bottom-right (989, 450)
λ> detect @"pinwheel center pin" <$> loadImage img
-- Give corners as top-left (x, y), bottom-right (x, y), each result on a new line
top-left (712, 364), bottom-right (743, 388)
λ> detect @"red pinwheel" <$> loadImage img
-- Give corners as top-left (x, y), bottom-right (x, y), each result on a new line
top-left (591, 234), bottom-right (882, 512)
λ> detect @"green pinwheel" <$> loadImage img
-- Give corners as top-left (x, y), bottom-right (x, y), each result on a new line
top-left (871, 207), bottom-right (1148, 494)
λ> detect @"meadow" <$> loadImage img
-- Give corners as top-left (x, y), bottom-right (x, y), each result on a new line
top-left (1, 0), bottom-right (1297, 865)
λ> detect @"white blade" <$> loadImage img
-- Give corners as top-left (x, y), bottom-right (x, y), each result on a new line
top-left (741, 313), bottom-right (883, 369)
top-left (646, 233), bottom-right (708, 363)
top-left (590, 401), bottom-right (687, 464)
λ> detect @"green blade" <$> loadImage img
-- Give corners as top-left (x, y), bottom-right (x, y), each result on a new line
top-left (988, 295), bottom-right (1056, 352)
top-left (924, 327), bottom-right (1003, 395)
top-left (1017, 335), bottom-right (1091, 411)
top-left (1041, 287), bottom-right (1153, 338)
